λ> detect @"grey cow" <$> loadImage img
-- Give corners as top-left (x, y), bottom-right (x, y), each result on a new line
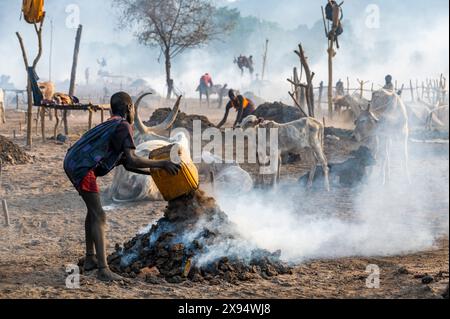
top-left (240, 115), bottom-right (330, 191)
top-left (353, 89), bottom-right (410, 185)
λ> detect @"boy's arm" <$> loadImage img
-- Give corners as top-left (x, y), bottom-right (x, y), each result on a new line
top-left (122, 148), bottom-right (180, 175)
top-left (123, 166), bottom-right (152, 176)
top-left (234, 106), bottom-right (244, 128)
top-left (217, 102), bottom-right (232, 128)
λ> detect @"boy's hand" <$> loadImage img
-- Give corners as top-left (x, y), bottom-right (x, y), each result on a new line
top-left (162, 161), bottom-right (181, 175)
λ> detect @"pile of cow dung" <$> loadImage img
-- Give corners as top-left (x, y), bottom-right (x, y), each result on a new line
top-left (146, 108), bottom-right (216, 133)
top-left (108, 190), bottom-right (292, 284)
top-left (253, 102), bottom-right (304, 123)
top-left (0, 135), bottom-right (32, 165)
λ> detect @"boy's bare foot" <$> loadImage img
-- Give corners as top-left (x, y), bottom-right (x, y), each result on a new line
top-left (83, 255), bottom-right (98, 272)
top-left (97, 267), bottom-right (124, 282)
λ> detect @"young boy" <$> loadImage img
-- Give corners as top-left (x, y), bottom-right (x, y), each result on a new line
top-left (64, 92), bottom-right (180, 282)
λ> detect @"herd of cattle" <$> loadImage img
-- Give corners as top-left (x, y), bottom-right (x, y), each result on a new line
top-left (0, 83), bottom-right (448, 203)
top-left (108, 87), bottom-right (448, 203)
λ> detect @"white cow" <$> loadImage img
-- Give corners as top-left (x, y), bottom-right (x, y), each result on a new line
top-left (108, 93), bottom-right (183, 202)
top-left (0, 88), bottom-right (5, 124)
top-left (109, 132), bottom-right (190, 202)
top-left (240, 115), bottom-right (330, 191)
top-left (353, 89), bottom-right (410, 185)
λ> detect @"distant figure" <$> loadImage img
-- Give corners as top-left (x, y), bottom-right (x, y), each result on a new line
top-left (217, 89), bottom-right (256, 128)
top-left (325, 0), bottom-right (344, 47)
top-left (336, 79), bottom-right (345, 97)
top-left (383, 74), bottom-right (394, 91)
top-left (234, 55), bottom-right (254, 76)
top-left (97, 57), bottom-right (107, 68)
top-left (198, 73), bottom-right (213, 107)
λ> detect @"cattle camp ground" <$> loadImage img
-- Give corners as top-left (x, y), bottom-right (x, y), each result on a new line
top-left (0, 0), bottom-right (448, 302)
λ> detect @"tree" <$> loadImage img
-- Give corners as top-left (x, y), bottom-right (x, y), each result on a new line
top-left (115, 0), bottom-right (235, 99)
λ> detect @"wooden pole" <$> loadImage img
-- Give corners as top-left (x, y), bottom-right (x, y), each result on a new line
top-left (88, 109), bottom-right (93, 129)
top-left (261, 39), bottom-right (269, 81)
top-left (54, 109), bottom-right (59, 140)
top-left (15, 18), bottom-right (45, 148)
top-left (295, 44), bottom-right (315, 117)
top-left (293, 67), bottom-right (300, 105)
top-left (65, 24), bottom-right (83, 135)
top-left (2, 200), bottom-right (10, 227)
top-left (346, 77), bottom-right (350, 95)
top-left (410, 80), bottom-right (415, 102)
top-left (49, 19), bottom-right (54, 81)
top-left (327, 40), bottom-right (335, 119)
top-left (41, 106), bottom-right (46, 142)
top-left (16, 33), bottom-right (33, 147)
top-left (357, 79), bottom-right (367, 99)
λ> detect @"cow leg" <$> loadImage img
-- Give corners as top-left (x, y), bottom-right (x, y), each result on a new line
top-left (312, 144), bottom-right (330, 192)
top-left (206, 91), bottom-right (210, 108)
top-left (276, 154), bottom-right (282, 184)
top-left (271, 153), bottom-right (282, 188)
top-left (307, 149), bottom-right (318, 189)
top-left (199, 92), bottom-right (202, 107)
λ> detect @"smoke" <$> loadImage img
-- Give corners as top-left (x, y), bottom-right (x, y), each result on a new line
top-left (214, 143), bottom-right (449, 263)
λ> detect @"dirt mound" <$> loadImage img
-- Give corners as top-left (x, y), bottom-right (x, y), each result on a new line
top-left (146, 108), bottom-right (216, 132)
top-left (0, 135), bottom-right (32, 165)
top-left (253, 102), bottom-right (304, 123)
top-left (108, 190), bottom-right (292, 284)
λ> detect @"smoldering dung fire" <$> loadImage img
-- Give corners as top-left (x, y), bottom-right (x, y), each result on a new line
top-left (107, 190), bottom-right (292, 283)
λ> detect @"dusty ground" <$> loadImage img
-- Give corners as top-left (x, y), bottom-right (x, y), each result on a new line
top-left (0, 100), bottom-right (448, 299)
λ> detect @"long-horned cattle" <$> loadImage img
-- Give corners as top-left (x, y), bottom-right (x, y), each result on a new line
top-left (240, 115), bottom-right (330, 191)
top-left (108, 93), bottom-right (184, 202)
top-left (353, 89), bottom-right (410, 185)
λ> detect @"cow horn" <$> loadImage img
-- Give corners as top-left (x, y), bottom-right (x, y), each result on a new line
top-left (134, 92), bottom-right (153, 135)
top-left (135, 94), bottom-right (182, 136)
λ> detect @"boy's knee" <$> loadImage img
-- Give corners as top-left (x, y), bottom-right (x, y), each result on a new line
top-left (91, 209), bottom-right (106, 224)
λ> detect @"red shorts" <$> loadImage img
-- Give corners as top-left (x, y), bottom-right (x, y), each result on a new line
top-left (78, 169), bottom-right (99, 193)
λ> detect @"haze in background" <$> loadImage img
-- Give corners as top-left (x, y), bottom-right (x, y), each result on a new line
top-left (0, 0), bottom-right (448, 101)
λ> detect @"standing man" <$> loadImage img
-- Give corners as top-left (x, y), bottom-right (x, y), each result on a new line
top-left (64, 92), bottom-right (180, 282)
top-left (198, 73), bottom-right (214, 108)
top-left (336, 79), bottom-right (345, 97)
top-left (383, 74), bottom-right (394, 91)
top-left (217, 89), bottom-right (256, 128)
